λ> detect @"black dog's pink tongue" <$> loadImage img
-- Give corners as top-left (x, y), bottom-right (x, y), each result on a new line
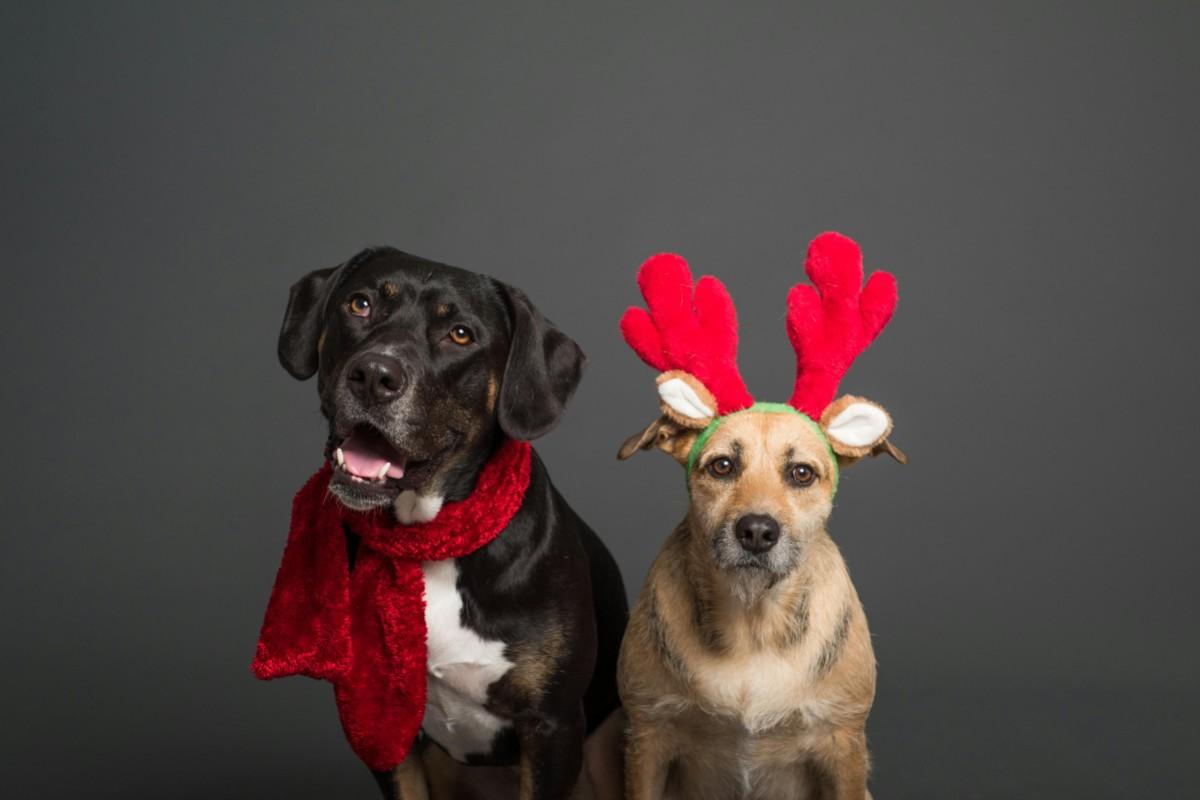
top-left (337, 428), bottom-right (406, 480)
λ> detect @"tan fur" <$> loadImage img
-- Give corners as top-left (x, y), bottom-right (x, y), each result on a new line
top-left (389, 748), bottom-right (430, 800)
top-left (620, 411), bottom-right (878, 799)
top-left (382, 281), bottom-right (400, 298)
top-left (617, 416), bottom-right (700, 463)
top-left (505, 622), bottom-right (567, 704)
top-left (486, 374), bottom-right (499, 414)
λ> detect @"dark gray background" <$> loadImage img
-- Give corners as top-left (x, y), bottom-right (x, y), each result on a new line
top-left (2, 2), bottom-right (1197, 798)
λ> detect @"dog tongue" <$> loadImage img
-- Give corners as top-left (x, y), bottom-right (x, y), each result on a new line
top-left (340, 428), bottom-right (406, 480)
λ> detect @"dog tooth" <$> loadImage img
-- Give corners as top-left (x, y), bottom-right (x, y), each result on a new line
top-left (378, 462), bottom-right (391, 481)
top-left (335, 448), bottom-right (345, 466)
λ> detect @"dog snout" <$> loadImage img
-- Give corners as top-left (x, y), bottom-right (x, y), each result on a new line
top-left (345, 352), bottom-right (409, 406)
top-left (734, 513), bottom-right (780, 554)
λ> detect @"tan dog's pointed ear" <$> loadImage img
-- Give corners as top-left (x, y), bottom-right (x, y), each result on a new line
top-left (820, 395), bottom-right (907, 466)
top-left (617, 415), bottom-right (702, 464)
top-left (617, 418), bottom-right (661, 460)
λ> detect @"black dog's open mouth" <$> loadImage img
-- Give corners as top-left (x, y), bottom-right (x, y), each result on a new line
top-left (334, 425), bottom-right (408, 484)
top-left (327, 423), bottom-right (458, 502)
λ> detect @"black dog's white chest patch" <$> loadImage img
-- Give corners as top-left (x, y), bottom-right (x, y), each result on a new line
top-left (421, 559), bottom-right (514, 761)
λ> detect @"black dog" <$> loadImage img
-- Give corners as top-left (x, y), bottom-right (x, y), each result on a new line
top-left (277, 247), bottom-right (628, 799)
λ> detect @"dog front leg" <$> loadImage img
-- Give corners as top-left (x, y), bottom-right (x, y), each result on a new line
top-left (372, 745), bottom-right (430, 800)
top-left (516, 705), bottom-right (586, 800)
top-left (810, 728), bottom-right (870, 800)
top-left (624, 717), bottom-right (672, 800)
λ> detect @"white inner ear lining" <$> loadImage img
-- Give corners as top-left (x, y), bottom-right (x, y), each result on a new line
top-left (826, 402), bottom-right (889, 447)
top-left (658, 377), bottom-right (713, 420)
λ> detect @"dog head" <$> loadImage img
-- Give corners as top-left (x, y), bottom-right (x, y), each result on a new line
top-left (620, 373), bottom-right (903, 592)
top-left (278, 247), bottom-right (584, 516)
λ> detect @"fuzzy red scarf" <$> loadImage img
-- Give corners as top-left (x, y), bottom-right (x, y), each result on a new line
top-left (251, 438), bottom-right (532, 771)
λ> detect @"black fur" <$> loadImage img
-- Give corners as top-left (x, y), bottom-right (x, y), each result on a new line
top-left (277, 248), bottom-right (627, 798)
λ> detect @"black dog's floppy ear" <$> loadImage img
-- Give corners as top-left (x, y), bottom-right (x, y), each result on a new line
top-left (496, 283), bottom-right (586, 440)
top-left (277, 266), bottom-right (338, 380)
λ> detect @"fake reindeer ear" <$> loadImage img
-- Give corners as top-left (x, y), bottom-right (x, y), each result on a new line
top-left (655, 370), bottom-right (717, 429)
top-left (617, 371), bottom-right (715, 463)
top-left (820, 395), bottom-right (907, 465)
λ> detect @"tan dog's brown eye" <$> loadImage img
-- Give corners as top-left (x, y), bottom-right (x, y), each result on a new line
top-left (347, 294), bottom-right (371, 317)
top-left (708, 456), bottom-right (735, 478)
top-left (790, 463), bottom-right (816, 487)
top-left (449, 325), bottom-right (474, 345)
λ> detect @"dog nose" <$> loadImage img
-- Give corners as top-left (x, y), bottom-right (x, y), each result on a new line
top-left (735, 513), bottom-right (780, 554)
top-left (346, 353), bottom-right (408, 405)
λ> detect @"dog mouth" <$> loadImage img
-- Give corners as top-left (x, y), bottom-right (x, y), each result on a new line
top-left (325, 422), bottom-right (459, 508)
top-left (334, 424), bottom-right (409, 484)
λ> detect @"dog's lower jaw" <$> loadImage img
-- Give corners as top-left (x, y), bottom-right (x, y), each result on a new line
top-left (394, 490), bottom-right (445, 524)
top-left (328, 481), bottom-right (399, 512)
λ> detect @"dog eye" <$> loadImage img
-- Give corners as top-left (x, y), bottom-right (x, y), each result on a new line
top-left (448, 325), bottom-right (474, 345)
top-left (347, 294), bottom-right (371, 317)
top-left (707, 456), bottom-right (735, 478)
top-left (789, 464), bottom-right (817, 487)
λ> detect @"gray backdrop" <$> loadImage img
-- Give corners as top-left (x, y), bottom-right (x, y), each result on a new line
top-left (2, 2), bottom-right (1197, 798)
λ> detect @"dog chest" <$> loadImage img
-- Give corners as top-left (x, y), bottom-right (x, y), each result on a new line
top-left (420, 559), bottom-right (514, 761)
top-left (690, 649), bottom-right (833, 734)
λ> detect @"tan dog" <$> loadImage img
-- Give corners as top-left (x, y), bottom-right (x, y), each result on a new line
top-left (614, 233), bottom-right (904, 799)
top-left (617, 382), bottom-right (902, 799)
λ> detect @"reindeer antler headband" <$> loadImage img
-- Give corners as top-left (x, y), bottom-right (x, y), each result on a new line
top-left (620, 231), bottom-right (904, 487)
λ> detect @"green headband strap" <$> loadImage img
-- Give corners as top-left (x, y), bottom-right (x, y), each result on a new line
top-left (685, 402), bottom-right (840, 495)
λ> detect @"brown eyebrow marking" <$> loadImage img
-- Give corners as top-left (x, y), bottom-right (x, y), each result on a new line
top-left (381, 281), bottom-right (399, 298)
top-left (435, 303), bottom-right (452, 318)
top-left (486, 375), bottom-right (499, 413)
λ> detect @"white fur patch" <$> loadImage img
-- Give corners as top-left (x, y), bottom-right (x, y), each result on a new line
top-left (394, 490), bottom-right (444, 524)
top-left (658, 377), bottom-right (714, 421)
top-left (420, 559), bottom-right (514, 761)
top-left (825, 401), bottom-right (889, 448)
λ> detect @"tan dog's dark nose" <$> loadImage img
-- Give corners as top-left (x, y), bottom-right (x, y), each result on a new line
top-left (735, 513), bottom-right (780, 554)
top-left (346, 353), bottom-right (407, 405)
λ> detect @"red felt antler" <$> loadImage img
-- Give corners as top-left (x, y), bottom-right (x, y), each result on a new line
top-left (621, 253), bottom-right (755, 415)
top-left (787, 232), bottom-right (898, 418)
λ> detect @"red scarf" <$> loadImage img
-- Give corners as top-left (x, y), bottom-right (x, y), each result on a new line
top-left (251, 438), bottom-right (532, 771)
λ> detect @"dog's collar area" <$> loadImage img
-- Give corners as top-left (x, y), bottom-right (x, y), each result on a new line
top-left (685, 402), bottom-right (839, 496)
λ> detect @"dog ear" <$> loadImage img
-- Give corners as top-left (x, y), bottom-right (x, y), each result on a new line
top-left (277, 266), bottom-right (339, 380)
top-left (617, 415), bottom-right (702, 464)
top-left (496, 283), bottom-right (586, 440)
top-left (820, 394), bottom-right (907, 466)
top-left (618, 372), bottom-right (715, 463)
